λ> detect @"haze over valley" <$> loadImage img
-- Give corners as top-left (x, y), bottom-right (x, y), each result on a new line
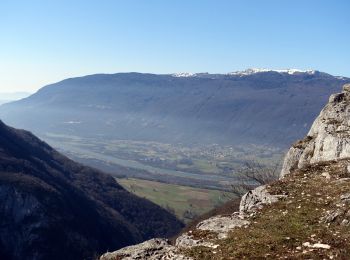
top-left (1, 70), bottom-right (348, 187)
top-left (2, 1), bottom-right (349, 259)
top-left (0, 69), bottom-right (348, 222)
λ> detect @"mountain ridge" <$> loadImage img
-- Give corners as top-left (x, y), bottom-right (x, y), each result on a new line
top-left (1, 70), bottom-right (349, 148)
top-left (170, 68), bottom-right (326, 77)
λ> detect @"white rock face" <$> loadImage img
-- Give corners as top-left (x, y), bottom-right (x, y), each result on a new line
top-left (196, 213), bottom-right (249, 238)
top-left (175, 233), bottom-right (219, 248)
top-left (281, 84), bottom-right (350, 177)
top-left (239, 185), bottom-right (282, 213)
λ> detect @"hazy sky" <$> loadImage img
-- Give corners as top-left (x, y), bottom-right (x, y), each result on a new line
top-left (1, 0), bottom-right (349, 92)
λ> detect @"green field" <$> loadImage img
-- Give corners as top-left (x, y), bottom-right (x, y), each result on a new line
top-left (117, 178), bottom-right (235, 223)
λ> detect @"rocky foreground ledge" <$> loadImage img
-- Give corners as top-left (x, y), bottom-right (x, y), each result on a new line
top-left (101, 84), bottom-right (350, 259)
top-left (100, 184), bottom-right (281, 260)
top-left (101, 161), bottom-right (350, 259)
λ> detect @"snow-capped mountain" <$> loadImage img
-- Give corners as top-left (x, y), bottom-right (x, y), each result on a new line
top-left (228, 68), bottom-right (318, 76)
top-left (171, 69), bottom-right (323, 78)
top-left (2, 71), bottom-right (349, 149)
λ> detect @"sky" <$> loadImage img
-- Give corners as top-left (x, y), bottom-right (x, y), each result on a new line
top-left (0, 0), bottom-right (349, 93)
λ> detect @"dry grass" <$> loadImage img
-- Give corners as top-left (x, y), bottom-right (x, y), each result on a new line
top-left (184, 159), bottom-right (350, 259)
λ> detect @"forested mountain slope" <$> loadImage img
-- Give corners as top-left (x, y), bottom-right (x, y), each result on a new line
top-left (0, 121), bottom-right (183, 260)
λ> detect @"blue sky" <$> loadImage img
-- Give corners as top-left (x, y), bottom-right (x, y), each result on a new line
top-left (0, 0), bottom-right (349, 92)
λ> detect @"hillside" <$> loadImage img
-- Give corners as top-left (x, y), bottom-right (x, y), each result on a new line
top-left (99, 85), bottom-right (350, 259)
top-left (0, 121), bottom-right (183, 260)
top-left (0, 70), bottom-right (348, 147)
top-left (0, 92), bottom-right (30, 105)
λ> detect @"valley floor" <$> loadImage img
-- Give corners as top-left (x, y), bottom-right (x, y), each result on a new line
top-left (117, 178), bottom-right (235, 223)
top-left (41, 133), bottom-right (282, 190)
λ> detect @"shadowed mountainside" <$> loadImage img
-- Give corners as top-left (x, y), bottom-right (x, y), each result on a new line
top-left (0, 121), bottom-right (183, 260)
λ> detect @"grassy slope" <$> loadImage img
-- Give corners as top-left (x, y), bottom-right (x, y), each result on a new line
top-left (184, 159), bottom-right (350, 259)
top-left (117, 178), bottom-right (235, 223)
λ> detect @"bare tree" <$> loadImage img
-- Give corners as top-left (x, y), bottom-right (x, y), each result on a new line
top-left (231, 160), bottom-right (281, 196)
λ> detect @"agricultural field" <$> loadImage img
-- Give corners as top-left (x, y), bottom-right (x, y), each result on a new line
top-left (117, 178), bottom-right (235, 223)
top-left (41, 133), bottom-right (283, 190)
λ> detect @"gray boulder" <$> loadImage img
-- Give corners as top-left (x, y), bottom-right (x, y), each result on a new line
top-left (99, 238), bottom-right (191, 260)
top-left (196, 213), bottom-right (249, 238)
top-left (239, 185), bottom-right (282, 213)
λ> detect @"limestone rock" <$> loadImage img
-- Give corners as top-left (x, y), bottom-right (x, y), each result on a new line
top-left (101, 211), bottom-right (252, 259)
top-left (281, 84), bottom-right (350, 178)
top-left (100, 184), bottom-right (287, 259)
top-left (196, 213), bottom-right (249, 238)
top-left (280, 146), bottom-right (305, 177)
top-left (239, 185), bottom-right (282, 213)
top-left (302, 242), bottom-right (331, 250)
top-left (321, 209), bottom-right (345, 223)
top-left (175, 212), bottom-right (250, 249)
top-left (340, 193), bottom-right (350, 202)
top-left (175, 233), bottom-right (219, 248)
top-left (99, 238), bottom-right (191, 260)
top-left (320, 191), bottom-right (350, 225)
top-left (343, 83), bottom-right (350, 93)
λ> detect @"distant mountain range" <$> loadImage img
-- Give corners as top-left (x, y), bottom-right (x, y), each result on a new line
top-left (0, 70), bottom-right (349, 148)
top-left (0, 120), bottom-right (183, 260)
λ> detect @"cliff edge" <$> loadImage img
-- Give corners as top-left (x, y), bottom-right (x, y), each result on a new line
top-left (281, 84), bottom-right (350, 177)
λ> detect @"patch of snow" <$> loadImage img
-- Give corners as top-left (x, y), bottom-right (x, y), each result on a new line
top-left (228, 68), bottom-right (318, 76)
top-left (336, 76), bottom-right (347, 80)
top-left (171, 72), bottom-right (196, 78)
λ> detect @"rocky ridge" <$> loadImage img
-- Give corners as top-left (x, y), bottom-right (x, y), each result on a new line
top-left (281, 83), bottom-right (350, 177)
top-left (100, 84), bottom-right (350, 259)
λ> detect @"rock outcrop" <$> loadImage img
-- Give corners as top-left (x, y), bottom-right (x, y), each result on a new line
top-left (281, 84), bottom-right (350, 177)
top-left (0, 185), bottom-right (47, 260)
top-left (100, 184), bottom-right (280, 259)
top-left (239, 185), bottom-right (284, 213)
top-left (100, 239), bottom-right (190, 260)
